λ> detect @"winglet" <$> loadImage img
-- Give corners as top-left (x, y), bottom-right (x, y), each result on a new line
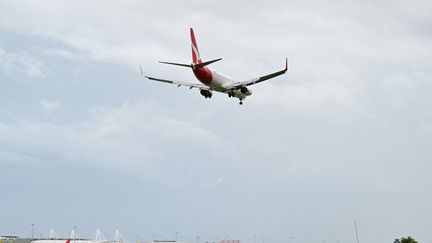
top-left (139, 64), bottom-right (143, 75)
top-left (285, 57), bottom-right (288, 72)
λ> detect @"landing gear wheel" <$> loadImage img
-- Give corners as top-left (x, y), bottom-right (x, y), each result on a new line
top-left (239, 99), bottom-right (243, 105)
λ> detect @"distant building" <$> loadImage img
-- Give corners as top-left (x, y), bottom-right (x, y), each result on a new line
top-left (33, 240), bottom-right (115, 243)
top-left (220, 240), bottom-right (240, 243)
top-left (142, 240), bottom-right (179, 243)
top-left (0, 237), bottom-right (32, 243)
top-left (394, 239), bottom-right (401, 243)
top-left (0, 236), bottom-right (113, 243)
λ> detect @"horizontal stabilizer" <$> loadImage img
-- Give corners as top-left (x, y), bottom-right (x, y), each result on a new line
top-left (158, 58), bottom-right (222, 69)
top-left (194, 58), bottom-right (222, 68)
top-left (159, 61), bottom-right (192, 68)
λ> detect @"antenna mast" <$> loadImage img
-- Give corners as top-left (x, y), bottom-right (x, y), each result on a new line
top-left (354, 221), bottom-right (360, 243)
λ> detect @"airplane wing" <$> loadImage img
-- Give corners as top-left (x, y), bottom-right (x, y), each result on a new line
top-left (145, 76), bottom-right (211, 90)
top-left (224, 58), bottom-right (288, 90)
top-left (140, 64), bottom-right (210, 90)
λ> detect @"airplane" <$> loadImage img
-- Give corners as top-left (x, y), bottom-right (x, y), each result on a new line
top-left (142, 28), bottom-right (288, 105)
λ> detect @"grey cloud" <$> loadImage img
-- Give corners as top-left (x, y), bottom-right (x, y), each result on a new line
top-left (1, 0), bottom-right (432, 242)
top-left (0, 100), bottom-right (233, 180)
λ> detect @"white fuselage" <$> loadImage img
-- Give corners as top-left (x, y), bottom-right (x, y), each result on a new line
top-left (199, 68), bottom-right (252, 99)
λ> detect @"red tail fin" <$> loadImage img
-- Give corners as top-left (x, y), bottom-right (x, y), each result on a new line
top-left (190, 28), bottom-right (202, 64)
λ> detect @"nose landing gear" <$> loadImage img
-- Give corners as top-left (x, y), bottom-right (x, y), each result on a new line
top-left (228, 92), bottom-right (244, 105)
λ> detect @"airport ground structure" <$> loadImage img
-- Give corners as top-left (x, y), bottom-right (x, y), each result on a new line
top-left (1, 236), bottom-right (32, 243)
top-left (0, 229), bottom-right (124, 243)
top-left (1, 232), bottom-right (242, 243)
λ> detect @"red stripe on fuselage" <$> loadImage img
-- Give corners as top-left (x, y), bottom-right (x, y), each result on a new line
top-left (193, 67), bottom-right (212, 85)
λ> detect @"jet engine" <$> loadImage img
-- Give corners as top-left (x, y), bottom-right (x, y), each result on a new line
top-left (200, 89), bottom-right (213, 98)
top-left (240, 86), bottom-right (252, 95)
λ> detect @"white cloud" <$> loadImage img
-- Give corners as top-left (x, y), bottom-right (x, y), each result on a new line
top-left (40, 99), bottom-right (63, 112)
top-left (0, 48), bottom-right (47, 79)
top-left (42, 48), bottom-right (81, 60)
top-left (201, 175), bottom-right (228, 190)
top-left (0, 101), bottom-right (228, 179)
top-left (251, 81), bottom-right (359, 116)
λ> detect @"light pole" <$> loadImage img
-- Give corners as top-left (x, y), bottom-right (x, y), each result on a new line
top-left (73, 226), bottom-right (77, 243)
top-left (31, 224), bottom-right (35, 240)
top-left (354, 221), bottom-right (360, 243)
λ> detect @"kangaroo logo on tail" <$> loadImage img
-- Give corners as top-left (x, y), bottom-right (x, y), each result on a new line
top-left (190, 28), bottom-right (202, 64)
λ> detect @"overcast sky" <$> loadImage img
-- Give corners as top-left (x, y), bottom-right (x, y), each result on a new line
top-left (1, 0), bottom-right (431, 243)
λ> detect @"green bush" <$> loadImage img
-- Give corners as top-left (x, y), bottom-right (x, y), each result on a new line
top-left (400, 236), bottom-right (417, 243)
